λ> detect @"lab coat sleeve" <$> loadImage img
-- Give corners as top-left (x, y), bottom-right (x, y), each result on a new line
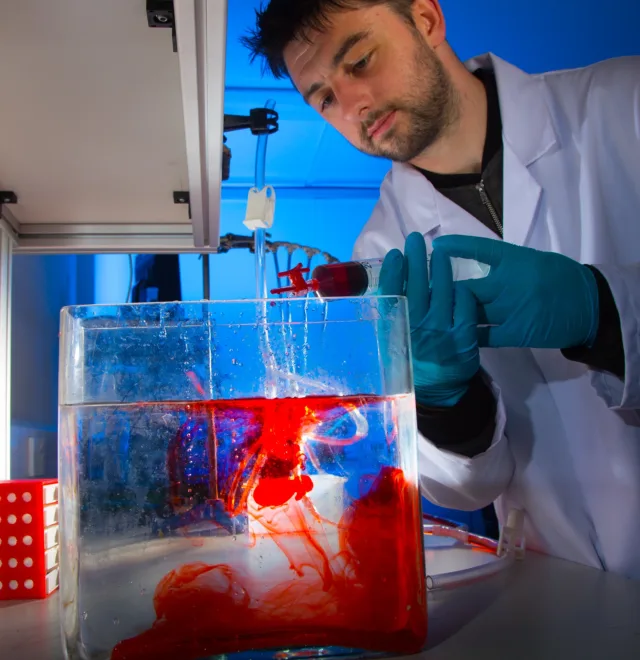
top-left (581, 59), bottom-right (640, 409)
top-left (587, 263), bottom-right (640, 410)
top-left (417, 376), bottom-right (515, 511)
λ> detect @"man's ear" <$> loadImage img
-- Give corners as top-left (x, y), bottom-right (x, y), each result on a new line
top-left (410, 0), bottom-right (446, 49)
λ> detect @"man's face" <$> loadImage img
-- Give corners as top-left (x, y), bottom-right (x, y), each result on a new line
top-left (283, 5), bottom-right (456, 163)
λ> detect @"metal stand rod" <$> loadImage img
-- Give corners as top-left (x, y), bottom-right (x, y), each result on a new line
top-left (202, 253), bottom-right (210, 300)
top-left (253, 99), bottom-right (276, 299)
top-left (0, 222), bottom-right (14, 479)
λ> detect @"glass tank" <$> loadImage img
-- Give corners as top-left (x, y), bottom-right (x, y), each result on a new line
top-left (58, 297), bottom-right (427, 660)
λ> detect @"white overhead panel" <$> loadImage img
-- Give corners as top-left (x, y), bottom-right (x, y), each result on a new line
top-left (0, 0), bottom-right (227, 253)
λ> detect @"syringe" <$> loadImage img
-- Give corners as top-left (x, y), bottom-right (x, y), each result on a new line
top-left (271, 255), bottom-right (490, 297)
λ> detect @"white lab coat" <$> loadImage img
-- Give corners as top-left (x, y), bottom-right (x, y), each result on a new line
top-left (353, 53), bottom-right (640, 579)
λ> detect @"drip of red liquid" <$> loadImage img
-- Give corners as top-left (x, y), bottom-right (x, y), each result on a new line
top-left (111, 395), bottom-right (427, 660)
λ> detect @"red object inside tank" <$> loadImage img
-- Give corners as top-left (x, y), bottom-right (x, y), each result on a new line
top-left (110, 395), bottom-right (427, 660)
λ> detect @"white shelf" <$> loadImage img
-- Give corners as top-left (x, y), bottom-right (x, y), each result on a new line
top-left (0, 0), bottom-right (228, 254)
top-left (0, 0), bottom-right (229, 479)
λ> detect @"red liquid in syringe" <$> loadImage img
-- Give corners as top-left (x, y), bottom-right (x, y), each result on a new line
top-left (271, 259), bottom-right (383, 297)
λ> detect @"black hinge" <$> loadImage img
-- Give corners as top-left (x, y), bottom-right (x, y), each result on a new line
top-left (146, 0), bottom-right (177, 53)
top-left (0, 191), bottom-right (17, 204)
top-left (173, 191), bottom-right (191, 219)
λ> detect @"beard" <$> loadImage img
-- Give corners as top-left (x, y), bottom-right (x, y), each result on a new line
top-left (359, 38), bottom-right (458, 163)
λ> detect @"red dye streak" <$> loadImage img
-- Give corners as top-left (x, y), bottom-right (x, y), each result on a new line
top-left (111, 395), bottom-right (427, 660)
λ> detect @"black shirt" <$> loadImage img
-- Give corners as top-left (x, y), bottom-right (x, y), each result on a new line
top-left (417, 69), bottom-right (504, 238)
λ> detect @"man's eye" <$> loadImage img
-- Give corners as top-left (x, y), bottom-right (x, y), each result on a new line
top-left (320, 93), bottom-right (335, 111)
top-left (352, 55), bottom-right (369, 71)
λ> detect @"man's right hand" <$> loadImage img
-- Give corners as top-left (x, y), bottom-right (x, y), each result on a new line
top-left (378, 232), bottom-right (481, 407)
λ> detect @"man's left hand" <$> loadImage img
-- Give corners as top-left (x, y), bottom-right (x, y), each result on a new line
top-left (433, 235), bottom-right (600, 350)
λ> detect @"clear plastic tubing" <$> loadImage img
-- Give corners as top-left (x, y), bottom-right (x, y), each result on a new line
top-left (311, 256), bottom-right (491, 298)
top-left (422, 524), bottom-right (515, 592)
top-left (254, 99), bottom-right (276, 299)
top-left (426, 549), bottom-right (514, 591)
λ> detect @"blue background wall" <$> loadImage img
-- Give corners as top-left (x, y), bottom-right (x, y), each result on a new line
top-left (12, 0), bottom-right (640, 527)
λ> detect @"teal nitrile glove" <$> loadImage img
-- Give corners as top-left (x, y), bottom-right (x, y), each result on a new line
top-left (379, 232), bottom-right (480, 407)
top-left (433, 235), bottom-right (600, 349)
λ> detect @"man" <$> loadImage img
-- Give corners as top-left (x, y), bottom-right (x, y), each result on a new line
top-left (244, 0), bottom-right (640, 578)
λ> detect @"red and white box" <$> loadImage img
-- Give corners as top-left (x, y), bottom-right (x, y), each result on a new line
top-left (0, 479), bottom-right (60, 600)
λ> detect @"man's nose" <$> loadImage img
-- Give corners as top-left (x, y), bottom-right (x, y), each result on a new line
top-left (335, 80), bottom-right (373, 123)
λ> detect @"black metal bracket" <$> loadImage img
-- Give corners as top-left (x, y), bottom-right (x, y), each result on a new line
top-left (224, 108), bottom-right (279, 136)
top-left (221, 110), bottom-right (278, 182)
top-left (173, 191), bottom-right (191, 219)
top-left (146, 0), bottom-right (177, 53)
top-left (0, 191), bottom-right (17, 204)
top-left (172, 107), bottom-right (278, 213)
top-left (217, 232), bottom-right (272, 255)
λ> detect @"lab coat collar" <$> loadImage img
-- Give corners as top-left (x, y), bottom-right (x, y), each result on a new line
top-left (467, 53), bottom-right (559, 168)
top-left (388, 53), bottom-right (557, 246)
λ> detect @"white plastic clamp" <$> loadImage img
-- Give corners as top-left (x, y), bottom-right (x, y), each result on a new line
top-left (497, 508), bottom-right (526, 560)
top-left (243, 185), bottom-right (276, 230)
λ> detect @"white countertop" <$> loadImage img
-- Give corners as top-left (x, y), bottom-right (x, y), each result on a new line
top-left (2, 552), bottom-right (639, 659)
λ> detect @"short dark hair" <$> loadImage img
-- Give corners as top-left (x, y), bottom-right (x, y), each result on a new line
top-left (241, 0), bottom-right (416, 79)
